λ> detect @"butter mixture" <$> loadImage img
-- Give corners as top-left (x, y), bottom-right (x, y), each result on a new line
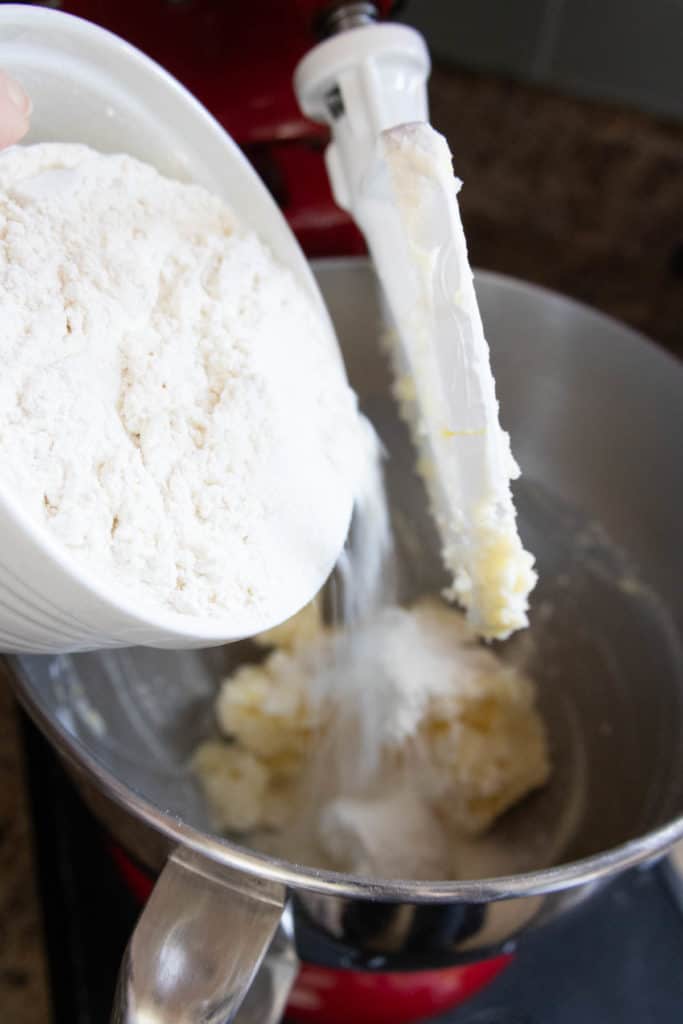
top-left (194, 598), bottom-right (550, 879)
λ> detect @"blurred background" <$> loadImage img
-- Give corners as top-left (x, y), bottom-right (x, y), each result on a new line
top-left (400, 0), bottom-right (683, 121)
top-left (394, 0), bottom-right (683, 354)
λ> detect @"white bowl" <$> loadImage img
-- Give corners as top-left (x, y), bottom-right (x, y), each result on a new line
top-left (0, 4), bottom-right (352, 652)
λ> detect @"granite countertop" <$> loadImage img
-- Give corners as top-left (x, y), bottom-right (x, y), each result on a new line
top-left (429, 66), bottom-right (683, 357)
top-left (1, 65), bottom-right (681, 1023)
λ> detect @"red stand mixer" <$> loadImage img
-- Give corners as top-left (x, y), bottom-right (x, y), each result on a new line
top-left (17, 2), bottom-right (511, 1019)
top-left (4, 4), bottom-right (683, 1024)
top-left (61, 5), bottom-right (510, 1016)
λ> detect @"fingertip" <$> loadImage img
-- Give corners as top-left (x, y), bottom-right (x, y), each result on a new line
top-left (0, 71), bottom-right (32, 149)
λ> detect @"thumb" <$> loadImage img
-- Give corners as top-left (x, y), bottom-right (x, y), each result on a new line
top-left (0, 71), bottom-right (31, 149)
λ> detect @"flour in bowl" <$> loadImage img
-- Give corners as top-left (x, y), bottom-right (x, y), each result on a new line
top-left (0, 144), bottom-right (365, 622)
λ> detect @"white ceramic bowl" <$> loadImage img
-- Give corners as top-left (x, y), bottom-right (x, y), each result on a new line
top-left (0, 4), bottom-right (352, 652)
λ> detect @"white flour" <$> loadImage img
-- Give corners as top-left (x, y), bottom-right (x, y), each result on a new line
top-left (0, 143), bottom-right (364, 621)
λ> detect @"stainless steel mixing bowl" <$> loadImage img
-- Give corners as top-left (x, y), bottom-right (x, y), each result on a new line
top-left (10, 261), bottom-right (683, 1023)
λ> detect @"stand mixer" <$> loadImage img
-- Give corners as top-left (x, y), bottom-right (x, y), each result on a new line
top-left (2, 3), bottom-right (683, 1023)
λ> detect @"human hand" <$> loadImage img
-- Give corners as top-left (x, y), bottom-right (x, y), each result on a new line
top-left (0, 71), bottom-right (31, 148)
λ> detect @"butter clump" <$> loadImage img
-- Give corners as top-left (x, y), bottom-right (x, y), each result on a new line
top-left (193, 597), bottom-right (550, 878)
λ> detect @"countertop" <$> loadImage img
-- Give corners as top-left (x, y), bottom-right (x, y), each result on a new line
top-left (1, 65), bottom-right (681, 1022)
top-left (0, 667), bottom-right (50, 1023)
top-left (428, 66), bottom-right (683, 357)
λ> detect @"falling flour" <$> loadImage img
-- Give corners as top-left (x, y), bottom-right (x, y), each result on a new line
top-left (0, 144), bottom-right (365, 623)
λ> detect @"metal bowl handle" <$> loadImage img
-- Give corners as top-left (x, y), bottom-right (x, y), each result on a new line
top-left (111, 846), bottom-right (298, 1023)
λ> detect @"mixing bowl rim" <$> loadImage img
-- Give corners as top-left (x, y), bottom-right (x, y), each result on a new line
top-left (11, 263), bottom-right (683, 902)
top-left (320, 256), bottom-right (683, 378)
top-left (12, 654), bottom-right (683, 903)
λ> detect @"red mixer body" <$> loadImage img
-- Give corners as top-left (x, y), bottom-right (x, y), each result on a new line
top-left (54, 1), bottom-right (512, 1017)
top-left (111, 842), bottom-right (512, 1024)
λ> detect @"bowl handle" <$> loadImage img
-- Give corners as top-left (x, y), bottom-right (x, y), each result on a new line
top-left (110, 845), bottom-right (298, 1023)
